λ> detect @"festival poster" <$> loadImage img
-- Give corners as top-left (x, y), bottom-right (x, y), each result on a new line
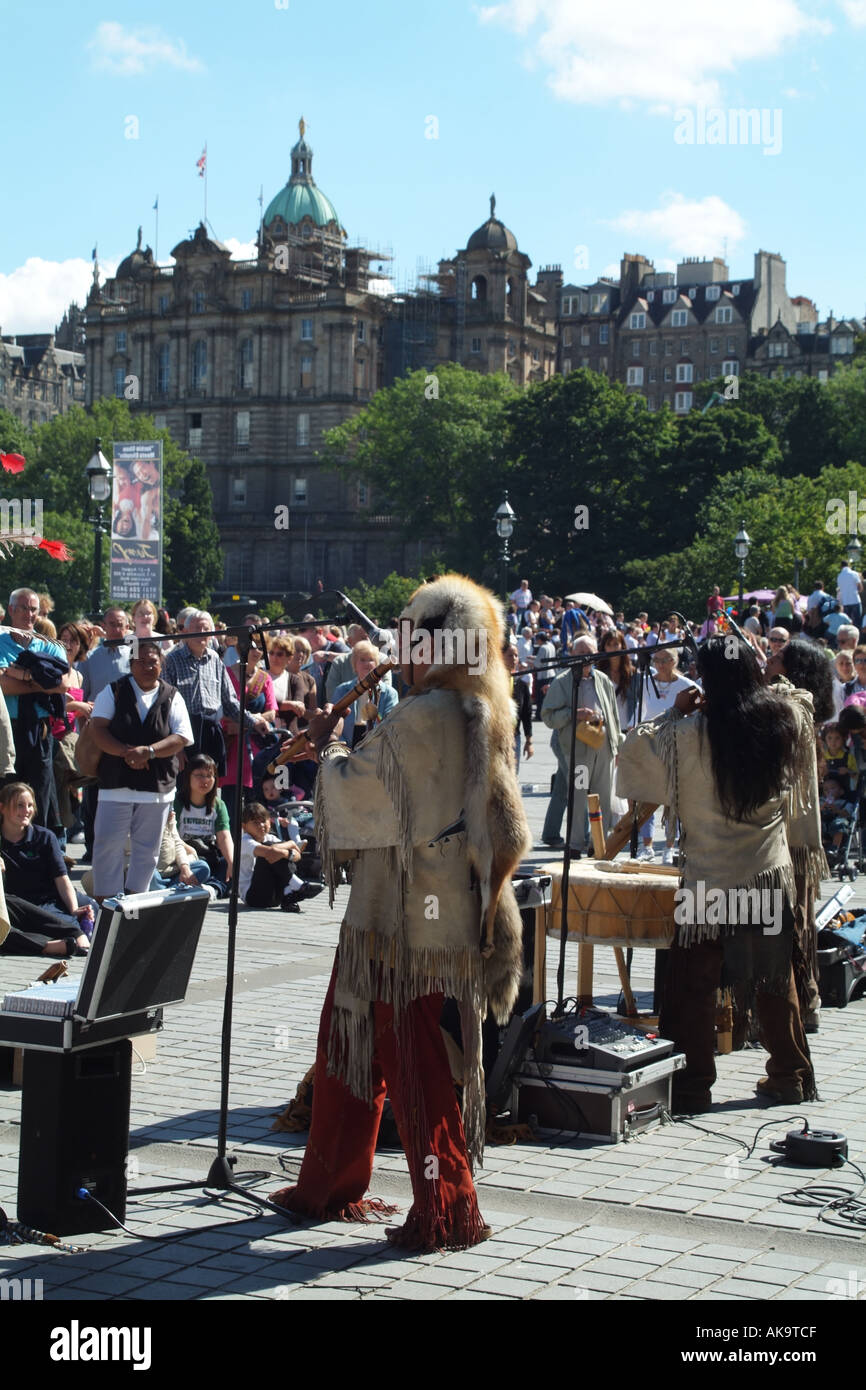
top-left (110, 441), bottom-right (163, 604)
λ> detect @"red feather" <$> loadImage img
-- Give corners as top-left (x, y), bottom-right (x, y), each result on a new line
top-left (37, 539), bottom-right (73, 562)
top-left (0, 452), bottom-right (26, 473)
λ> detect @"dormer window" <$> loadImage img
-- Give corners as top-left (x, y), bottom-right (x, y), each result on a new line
top-left (705, 286), bottom-right (721, 301)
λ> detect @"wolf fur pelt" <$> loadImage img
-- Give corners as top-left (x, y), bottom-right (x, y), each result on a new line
top-left (401, 573), bottom-right (531, 1023)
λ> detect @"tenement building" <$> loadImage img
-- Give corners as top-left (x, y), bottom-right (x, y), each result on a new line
top-left (85, 127), bottom-right (557, 600)
top-left (559, 251), bottom-right (860, 411)
top-left (0, 330), bottom-right (85, 428)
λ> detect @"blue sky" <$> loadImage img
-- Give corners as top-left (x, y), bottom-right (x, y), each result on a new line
top-left (2, 0), bottom-right (864, 333)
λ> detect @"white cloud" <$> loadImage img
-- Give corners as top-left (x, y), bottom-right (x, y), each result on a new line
top-left (87, 22), bottom-right (203, 76)
top-left (0, 257), bottom-right (118, 337)
top-left (840, 0), bottom-right (866, 24)
top-left (607, 194), bottom-right (747, 259)
top-left (224, 238), bottom-right (259, 261)
top-left (480, 1), bottom-right (829, 107)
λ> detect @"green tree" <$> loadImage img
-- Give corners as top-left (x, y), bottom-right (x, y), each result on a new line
top-left (324, 365), bottom-right (517, 573)
top-left (502, 370), bottom-right (678, 599)
top-left (0, 398), bottom-right (221, 617)
top-left (344, 571), bottom-right (431, 624)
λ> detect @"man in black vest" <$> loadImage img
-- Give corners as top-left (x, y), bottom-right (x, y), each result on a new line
top-left (88, 640), bottom-right (193, 900)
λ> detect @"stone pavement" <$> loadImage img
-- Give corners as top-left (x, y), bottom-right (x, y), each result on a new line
top-left (1, 728), bottom-right (865, 1303)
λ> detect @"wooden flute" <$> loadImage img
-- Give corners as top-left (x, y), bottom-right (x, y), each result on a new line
top-left (267, 658), bottom-right (395, 771)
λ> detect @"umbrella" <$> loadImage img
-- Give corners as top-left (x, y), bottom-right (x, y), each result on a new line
top-left (564, 592), bottom-right (614, 616)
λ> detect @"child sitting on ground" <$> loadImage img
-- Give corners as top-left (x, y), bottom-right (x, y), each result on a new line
top-left (238, 802), bottom-right (323, 912)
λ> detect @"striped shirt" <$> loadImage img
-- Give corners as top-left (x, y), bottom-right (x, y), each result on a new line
top-left (162, 644), bottom-right (257, 728)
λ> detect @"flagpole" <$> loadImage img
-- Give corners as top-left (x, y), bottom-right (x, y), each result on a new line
top-left (204, 142), bottom-right (208, 228)
top-left (154, 196), bottom-right (159, 263)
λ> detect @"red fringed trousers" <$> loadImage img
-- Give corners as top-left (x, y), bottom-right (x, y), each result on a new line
top-left (271, 961), bottom-right (488, 1250)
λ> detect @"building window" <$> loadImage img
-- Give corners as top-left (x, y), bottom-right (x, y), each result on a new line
top-left (300, 355), bottom-right (313, 388)
top-left (676, 363), bottom-right (693, 383)
top-left (647, 398), bottom-right (657, 410)
top-left (599, 323), bottom-right (609, 345)
top-left (649, 340), bottom-right (658, 355)
top-left (731, 283), bottom-right (741, 296)
top-left (664, 339), bottom-right (673, 355)
top-left (629, 312), bottom-right (646, 329)
top-left (357, 321), bottom-right (366, 343)
top-left (769, 341), bottom-right (789, 358)
top-left (114, 330), bottom-right (127, 353)
top-left (580, 327), bottom-right (591, 346)
top-left (532, 348), bottom-right (540, 363)
top-left (722, 360), bottom-right (739, 377)
top-left (507, 339), bottom-right (516, 358)
top-left (649, 368), bottom-right (657, 383)
top-left (238, 338), bottom-right (254, 389)
top-left (679, 339), bottom-right (689, 355)
top-left (562, 329), bottom-right (572, 348)
top-left (296, 412), bottom-right (310, 446)
top-left (300, 318), bottom-right (313, 341)
top-left (631, 340), bottom-right (641, 358)
top-left (663, 288), bottom-right (677, 304)
top-left (831, 336), bottom-right (854, 355)
top-left (153, 413), bottom-right (166, 430)
top-left (671, 309), bottom-right (688, 327)
top-left (191, 340), bottom-right (207, 390)
top-left (646, 290), bottom-right (655, 303)
top-left (705, 285), bottom-right (721, 302)
top-left (626, 366), bottom-right (644, 385)
top-left (727, 337), bottom-right (737, 354)
top-left (235, 410), bottom-right (250, 446)
top-left (664, 366), bottom-right (673, 382)
top-left (471, 336), bottom-right (482, 354)
top-left (709, 337), bottom-right (719, 354)
top-left (358, 482), bottom-right (368, 507)
top-left (240, 289), bottom-right (252, 310)
top-left (674, 391), bottom-right (693, 413)
top-left (599, 356), bottom-right (608, 372)
top-left (231, 477), bottom-right (247, 506)
top-left (562, 357), bottom-right (572, 374)
top-left (193, 290), bottom-right (206, 314)
top-left (471, 276), bottom-right (487, 303)
top-left (818, 369), bottom-right (829, 382)
top-left (188, 412), bottom-right (203, 449)
top-left (590, 294), bottom-right (605, 313)
top-left (158, 294), bottom-right (170, 316)
top-left (156, 343), bottom-right (171, 394)
top-left (581, 357), bottom-right (590, 368)
top-left (715, 305), bottom-right (733, 324)
top-left (113, 366), bottom-right (126, 398)
top-left (293, 477), bottom-right (307, 505)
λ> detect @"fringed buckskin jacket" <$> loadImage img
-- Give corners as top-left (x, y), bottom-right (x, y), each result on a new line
top-left (616, 700), bottom-right (820, 951)
top-left (315, 685), bottom-right (528, 1167)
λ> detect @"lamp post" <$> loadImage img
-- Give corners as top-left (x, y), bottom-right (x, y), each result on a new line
top-left (494, 493), bottom-right (516, 599)
top-left (847, 534), bottom-right (862, 569)
top-left (733, 521), bottom-right (751, 617)
top-left (85, 438), bottom-right (113, 619)
top-left (793, 557), bottom-right (806, 593)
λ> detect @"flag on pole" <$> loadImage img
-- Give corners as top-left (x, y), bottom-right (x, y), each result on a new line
top-left (91, 247), bottom-right (97, 260)
top-left (196, 147), bottom-right (207, 177)
top-left (153, 195), bottom-right (159, 210)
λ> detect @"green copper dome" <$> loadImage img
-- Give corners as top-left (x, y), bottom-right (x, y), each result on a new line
top-left (264, 118), bottom-right (342, 230)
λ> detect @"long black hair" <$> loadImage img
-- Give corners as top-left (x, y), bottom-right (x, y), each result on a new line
top-left (178, 753), bottom-right (219, 812)
top-left (698, 636), bottom-right (800, 820)
top-left (779, 638), bottom-right (835, 724)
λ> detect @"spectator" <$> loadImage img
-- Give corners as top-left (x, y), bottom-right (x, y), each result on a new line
top-left (0, 587), bottom-right (70, 829)
top-left (516, 627), bottom-right (535, 693)
top-left (541, 635), bottom-right (623, 852)
top-left (832, 650), bottom-right (857, 716)
top-left (131, 598), bottom-right (159, 640)
top-left (706, 585), bottom-right (724, 629)
top-left (267, 635), bottom-right (295, 728)
top-left (510, 579), bottom-right (532, 613)
top-left (296, 618), bottom-right (349, 705)
top-left (174, 753), bottom-right (234, 891)
top-left (820, 774), bottom-right (856, 857)
top-left (238, 801), bottom-right (322, 911)
top-left (835, 623), bottom-right (860, 654)
top-left (820, 723), bottom-right (857, 791)
top-left (642, 648), bottom-right (699, 865)
top-left (836, 558), bottom-right (863, 629)
top-left (77, 606), bottom-right (132, 861)
top-left (220, 638), bottom-right (277, 822)
top-left (0, 781), bottom-right (96, 927)
top-left (560, 601), bottom-right (588, 650)
top-left (824, 601), bottom-right (847, 647)
top-left (331, 641), bottom-right (398, 749)
top-left (89, 639), bottom-right (193, 900)
top-left (149, 808), bottom-right (212, 892)
top-left (533, 628), bottom-right (556, 721)
top-left (163, 611), bottom-right (270, 774)
top-left (53, 621), bottom-right (94, 839)
top-left (223, 613), bottom-right (261, 670)
top-left (503, 644), bottom-right (533, 765)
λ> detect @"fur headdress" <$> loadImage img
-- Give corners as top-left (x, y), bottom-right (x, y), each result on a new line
top-left (401, 574), bottom-right (531, 1020)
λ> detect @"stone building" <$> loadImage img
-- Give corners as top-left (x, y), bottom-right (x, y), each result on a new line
top-left (0, 330), bottom-right (85, 428)
top-left (85, 130), bottom-right (558, 600)
top-left (558, 251), bottom-right (860, 411)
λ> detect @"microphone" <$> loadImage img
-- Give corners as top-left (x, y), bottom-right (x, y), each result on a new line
top-left (335, 590), bottom-right (386, 643)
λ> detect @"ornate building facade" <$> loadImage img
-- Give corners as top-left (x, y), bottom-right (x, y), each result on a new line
top-left (85, 126), bottom-right (558, 600)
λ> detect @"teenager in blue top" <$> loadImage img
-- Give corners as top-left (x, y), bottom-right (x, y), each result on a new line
top-left (331, 641), bottom-right (398, 748)
top-left (0, 587), bottom-right (70, 827)
top-left (0, 781), bottom-right (96, 928)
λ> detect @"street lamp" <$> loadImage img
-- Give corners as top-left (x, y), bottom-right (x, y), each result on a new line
top-left (494, 493), bottom-right (516, 598)
top-left (847, 534), bottom-right (862, 569)
top-left (85, 438), bottom-right (113, 618)
top-left (733, 521), bottom-right (751, 617)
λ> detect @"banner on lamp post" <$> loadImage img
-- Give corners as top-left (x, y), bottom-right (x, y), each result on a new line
top-left (110, 442), bottom-right (163, 604)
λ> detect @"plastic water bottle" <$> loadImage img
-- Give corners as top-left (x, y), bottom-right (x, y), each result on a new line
top-left (79, 906), bottom-right (95, 941)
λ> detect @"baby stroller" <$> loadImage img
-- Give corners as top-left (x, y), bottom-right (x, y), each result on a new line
top-left (825, 769), bottom-right (866, 881)
top-left (250, 733), bottom-right (323, 882)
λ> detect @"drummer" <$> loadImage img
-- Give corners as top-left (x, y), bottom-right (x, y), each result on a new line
top-left (540, 635), bottom-right (622, 855)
